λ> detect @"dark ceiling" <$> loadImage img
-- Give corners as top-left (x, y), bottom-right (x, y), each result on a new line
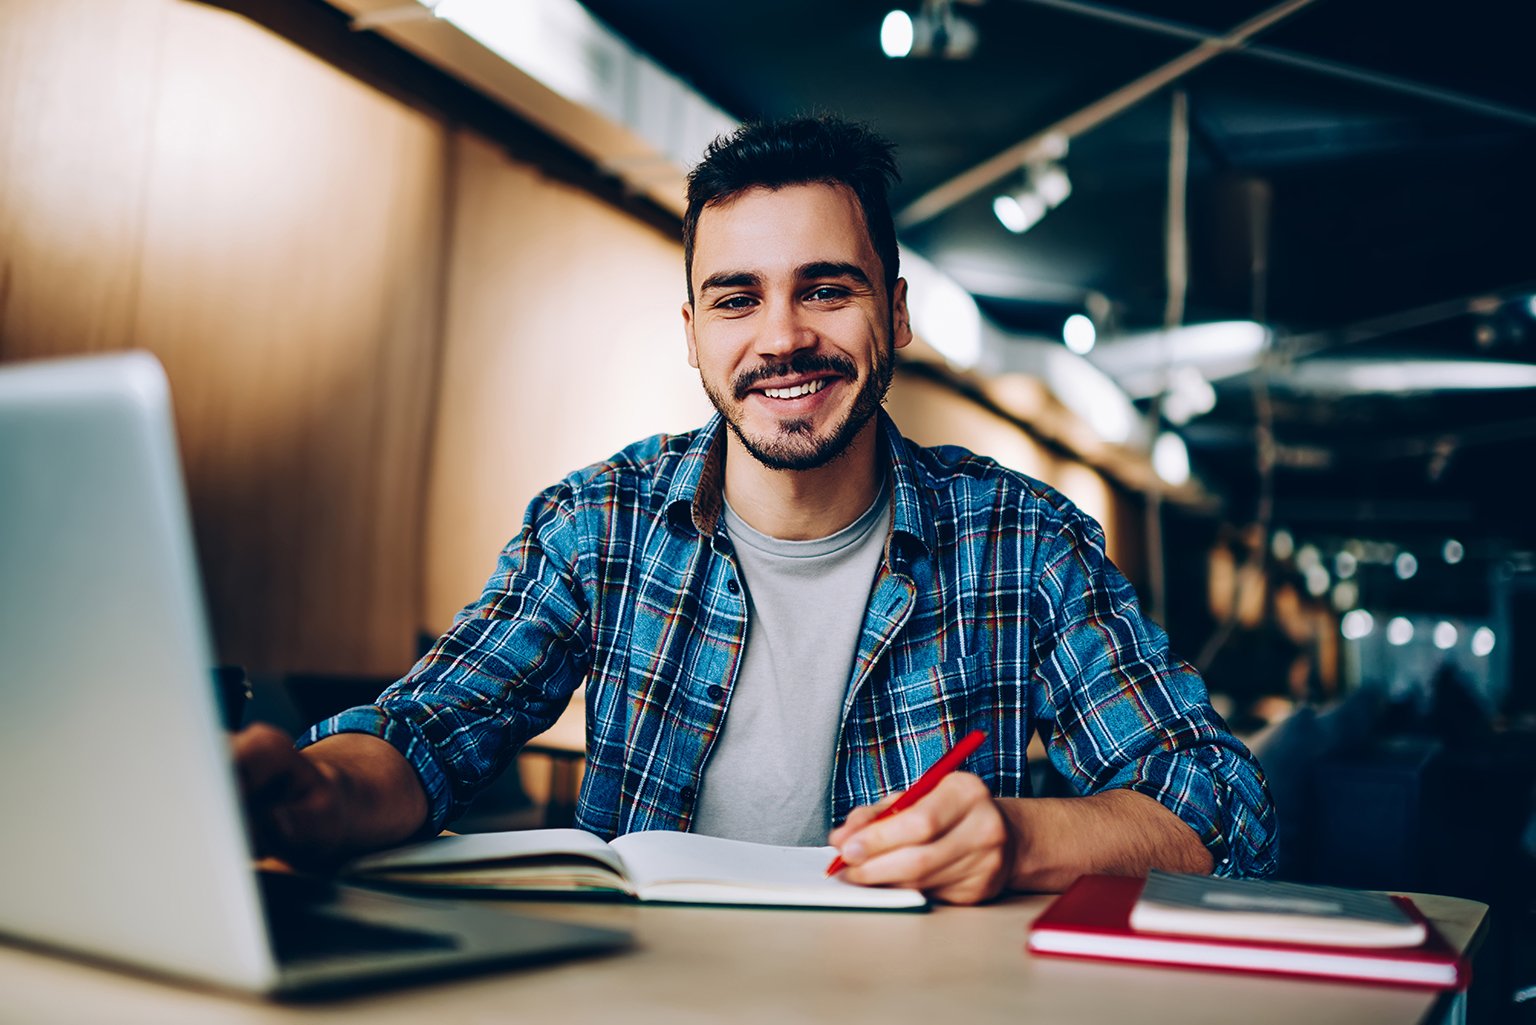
top-left (575, 0), bottom-right (1536, 553)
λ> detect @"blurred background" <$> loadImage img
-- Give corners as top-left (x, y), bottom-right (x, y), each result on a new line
top-left (2, 0), bottom-right (1534, 1013)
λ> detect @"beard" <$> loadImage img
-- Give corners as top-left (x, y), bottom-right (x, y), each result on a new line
top-left (701, 339), bottom-right (895, 472)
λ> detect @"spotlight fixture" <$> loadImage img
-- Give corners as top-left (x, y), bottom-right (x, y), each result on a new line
top-left (993, 191), bottom-right (1047, 234)
top-left (1161, 366), bottom-right (1217, 425)
top-left (880, 10), bottom-right (915, 57)
top-left (993, 143), bottom-right (1071, 235)
top-left (881, 1), bottom-right (980, 60)
top-left (1031, 163), bottom-right (1071, 208)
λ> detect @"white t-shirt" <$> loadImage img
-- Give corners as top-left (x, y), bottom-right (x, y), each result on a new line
top-left (692, 484), bottom-right (892, 846)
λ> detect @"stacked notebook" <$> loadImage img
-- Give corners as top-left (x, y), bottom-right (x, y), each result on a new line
top-left (1026, 871), bottom-right (1468, 989)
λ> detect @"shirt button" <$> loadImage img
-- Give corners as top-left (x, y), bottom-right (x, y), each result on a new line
top-left (680, 785), bottom-right (697, 803)
top-left (725, 578), bottom-right (740, 594)
top-left (707, 685), bottom-right (724, 701)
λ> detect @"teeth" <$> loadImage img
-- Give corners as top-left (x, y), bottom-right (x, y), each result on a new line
top-left (762, 379), bottom-right (827, 400)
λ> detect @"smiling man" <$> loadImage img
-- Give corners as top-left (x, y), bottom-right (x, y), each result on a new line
top-left (237, 116), bottom-right (1277, 903)
top-left (685, 186), bottom-right (901, 478)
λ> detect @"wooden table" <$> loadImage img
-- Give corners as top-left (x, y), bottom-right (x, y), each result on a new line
top-left (0, 890), bottom-right (1485, 1024)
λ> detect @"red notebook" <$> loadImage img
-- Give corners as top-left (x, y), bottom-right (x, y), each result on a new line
top-left (1026, 875), bottom-right (1468, 990)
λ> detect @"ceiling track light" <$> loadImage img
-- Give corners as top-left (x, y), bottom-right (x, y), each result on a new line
top-left (993, 150), bottom-right (1071, 235)
top-left (881, 0), bottom-right (981, 59)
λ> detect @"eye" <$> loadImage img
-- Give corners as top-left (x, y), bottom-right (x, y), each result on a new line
top-left (713, 294), bottom-right (758, 311)
top-left (806, 285), bottom-right (850, 302)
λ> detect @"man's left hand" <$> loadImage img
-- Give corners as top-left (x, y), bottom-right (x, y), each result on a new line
top-left (827, 772), bottom-right (1015, 905)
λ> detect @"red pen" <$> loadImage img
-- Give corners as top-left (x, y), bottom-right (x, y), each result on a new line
top-left (825, 729), bottom-right (989, 876)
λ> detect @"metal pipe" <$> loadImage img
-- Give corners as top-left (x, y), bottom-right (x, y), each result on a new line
top-left (1014, 0), bottom-right (1536, 129)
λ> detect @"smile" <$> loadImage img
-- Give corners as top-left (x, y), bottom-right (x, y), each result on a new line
top-left (760, 379), bottom-right (828, 400)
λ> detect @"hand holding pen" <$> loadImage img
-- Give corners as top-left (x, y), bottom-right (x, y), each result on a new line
top-left (826, 729), bottom-right (990, 877)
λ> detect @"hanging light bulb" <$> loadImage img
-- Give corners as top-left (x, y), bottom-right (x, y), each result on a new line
top-left (1152, 432), bottom-right (1190, 486)
top-left (1340, 609), bottom-right (1374, 640)
top-left (1062, 314), bottom-right (1096, 355)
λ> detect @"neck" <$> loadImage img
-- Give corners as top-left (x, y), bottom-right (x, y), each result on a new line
top-left (722, 420), bottom-right (885, 541)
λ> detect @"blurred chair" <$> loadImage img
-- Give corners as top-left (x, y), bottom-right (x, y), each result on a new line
top-left (1248, 686), bottom-right (1389, 884)
top-left (1248, 704), bottom-right (1322, 881)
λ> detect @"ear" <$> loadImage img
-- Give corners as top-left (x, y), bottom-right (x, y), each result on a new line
top-left (890, 278), bottom-right (913, 351)
top-left (682, 301), bottom-right (699, 368)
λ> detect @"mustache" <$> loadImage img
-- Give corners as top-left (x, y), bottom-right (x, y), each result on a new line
top-left (732, 353), bottom-right (857, 400)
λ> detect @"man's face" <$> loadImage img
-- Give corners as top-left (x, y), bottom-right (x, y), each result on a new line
top-left (683, 183), bottom-right (911, 472)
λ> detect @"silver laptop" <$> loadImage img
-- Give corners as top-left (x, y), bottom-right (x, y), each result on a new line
top-left (0, 351), bottom-right (627, 996)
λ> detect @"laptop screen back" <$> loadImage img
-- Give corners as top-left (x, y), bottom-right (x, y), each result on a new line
top-left (0, 352), bottom-right (278, 990)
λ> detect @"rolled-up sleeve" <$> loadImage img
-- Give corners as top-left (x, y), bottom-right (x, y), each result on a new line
top-left (300, 483), bottom-right (591, 835)
top-left (1029, 507), bottom-right (1278, 878)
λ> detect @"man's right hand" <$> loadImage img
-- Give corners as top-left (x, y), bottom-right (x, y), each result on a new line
top-left (232, 724), bottom-right (427, 870)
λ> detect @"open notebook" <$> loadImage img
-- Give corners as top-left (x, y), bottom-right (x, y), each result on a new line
top-left (348, 829), bottom-right (929, 910)
top-left (0, 352), bottom-right (629, 996)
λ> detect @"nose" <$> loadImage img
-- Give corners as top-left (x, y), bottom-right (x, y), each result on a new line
top-left (755, 297), bottom-right (817, 362)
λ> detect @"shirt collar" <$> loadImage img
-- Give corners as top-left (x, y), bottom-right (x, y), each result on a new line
top-left (665, 414), bottom-right (728, 537)
top-left (664, 410), bottom-right (935, 562)
top-left (879, 410), bottom-right (934, 563)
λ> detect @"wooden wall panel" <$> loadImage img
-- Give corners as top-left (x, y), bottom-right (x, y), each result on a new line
top-left (424, 131), bottom-right (712, 629)
top-left (888, 372), bottom-right (1062, 481)
top-left (888, 372), bottom-right (1134, 568)
top-left (0, 0), bottom-right (166, 359)
top-left (1, 0), bottom-right (445, 676)
top-left (131, 1), bottom-right (447, 675)
top-left (1051, 461), bottom-right (1125, 566)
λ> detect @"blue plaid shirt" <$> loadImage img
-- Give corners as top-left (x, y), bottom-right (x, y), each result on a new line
top-left (305, 412), bottom-right (1277, 876)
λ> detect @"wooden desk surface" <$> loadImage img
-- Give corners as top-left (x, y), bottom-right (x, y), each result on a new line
top-left (0, 890), bottom-right (1485, 1024)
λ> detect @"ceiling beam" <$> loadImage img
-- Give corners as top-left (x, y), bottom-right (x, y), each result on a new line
top-left (895, 0), bottom-right (1319, 230)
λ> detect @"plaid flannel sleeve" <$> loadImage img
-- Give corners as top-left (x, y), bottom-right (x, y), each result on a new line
top-left (300, 483), bottom-right (591, 835)
top-left (1029, 507), bottom-right (1279, 878)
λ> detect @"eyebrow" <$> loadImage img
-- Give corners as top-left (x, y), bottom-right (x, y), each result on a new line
top-left (698, 262), bottom-right (873, 296)
top-left (698, 271), bottom-right (762, 295)
top-left (796, 261), bottom-right (872, 288)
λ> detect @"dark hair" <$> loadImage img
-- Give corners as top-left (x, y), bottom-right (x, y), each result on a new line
top-left (683, 115), bottom-right (901, 303)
